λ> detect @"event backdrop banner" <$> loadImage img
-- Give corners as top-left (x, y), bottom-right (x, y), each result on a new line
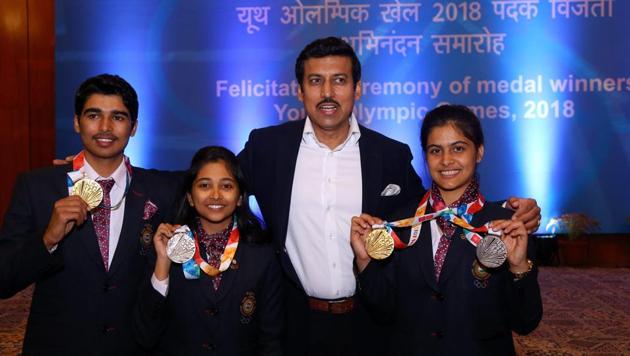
top-left (55, 0), bottom-right (629, 233)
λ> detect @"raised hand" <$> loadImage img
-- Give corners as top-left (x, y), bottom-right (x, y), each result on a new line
top-left (43, 196), bottom-right (89, 250)
top-left (350, 213), bottom-right (383, 272)
top-left (491, 219), bottom-right (529, 273)
top-left (52, 154), bottom-right (75, 166)
top-left (153, 223), bottom-right (178, 280)
top-left (507, 197), bottom-right (541, 234)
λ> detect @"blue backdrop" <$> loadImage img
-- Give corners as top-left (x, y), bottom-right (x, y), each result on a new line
top-left (55, 0), bottom-right (630, 233)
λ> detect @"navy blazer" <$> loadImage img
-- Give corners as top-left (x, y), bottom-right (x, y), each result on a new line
top-left (237, 119), bottom-right (424, 287)
top-left (134, 242), bottom-right (283, 355)
top-left (0, 165), bottom-right (176, 355)
top-left (358, 199), bottom-right (543, 356)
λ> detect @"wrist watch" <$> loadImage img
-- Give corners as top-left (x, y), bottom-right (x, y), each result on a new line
top-left (512, 259), bottom-right (534, 281)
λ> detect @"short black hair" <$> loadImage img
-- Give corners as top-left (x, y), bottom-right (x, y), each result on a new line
top-left (74, 74), bottom-right (139, 122)
top-left (421, 104), bottom-right (484, 152)
top-left (174, 146), bottom-right (267, 244)
top-left (295, 36), bottom-right (361, 89)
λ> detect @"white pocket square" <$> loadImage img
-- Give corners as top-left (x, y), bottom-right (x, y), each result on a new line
top-left (380, 184), bottom-right (401, 197)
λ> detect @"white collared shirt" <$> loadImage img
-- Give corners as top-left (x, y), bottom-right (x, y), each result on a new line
top-left (83, 158), bottom-right (128, 269)
top-left (285, 115), bottom-right (363, 299)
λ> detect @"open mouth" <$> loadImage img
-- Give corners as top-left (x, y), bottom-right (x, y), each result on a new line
top-left (317, 100), bottom-right (339, 115)
top-left (440, 169), bottom-right (461, 177)
top-left (93, 135), bottom-right (117, 146)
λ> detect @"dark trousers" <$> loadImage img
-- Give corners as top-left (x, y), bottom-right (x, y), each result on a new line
top-left (283, 278), bottom-right (390, 356)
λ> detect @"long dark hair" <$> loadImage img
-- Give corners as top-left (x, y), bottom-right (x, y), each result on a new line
top-left (174, 146), bottom-right (267, 243)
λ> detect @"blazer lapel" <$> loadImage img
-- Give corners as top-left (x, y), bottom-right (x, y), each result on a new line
top-left (108, 168), bottom-right (146, 276)
top-left (358, 127), bottom-right (382, 214)
top-left (275, 120), bottom-right (305, 246)
top-left (437, 227), bottom-right (468, 287)
top-left (213, 245), bottom-right (242, 302)
top-left (417, 223), bottom-right (438, 291)
top-left (76, 212), bottom-right (106, 272)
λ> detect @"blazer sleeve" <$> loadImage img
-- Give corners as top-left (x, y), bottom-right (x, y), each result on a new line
top-left (257, 250), bottom-right (284, 355)
top-left (237, 129), bottom-right (257, 192)
top-left (506, 265), bottom-right (543, 335)
top-left (485, 203), bottom-right (543, 335)
top-left (356, 195), bottom-right (421, 323)
top-left (132, 270), bottom-right (169, 349)
top-left (356, 256), bottom-right (398, 324)
top-left (0, 173), bottom-right (63, 298)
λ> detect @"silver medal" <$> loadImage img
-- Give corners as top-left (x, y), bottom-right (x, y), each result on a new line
top-left (475, 234), bottom-right (507, 268)
top-left (166, 225), bottom-right (196, 263)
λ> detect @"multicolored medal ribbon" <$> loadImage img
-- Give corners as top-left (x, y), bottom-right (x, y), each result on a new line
top-left (67, 150), bottom-right (132, 210)
top-left (367, 190), bottom-right (507, 268)
top-left (177, 219), bottom-right (240, 279)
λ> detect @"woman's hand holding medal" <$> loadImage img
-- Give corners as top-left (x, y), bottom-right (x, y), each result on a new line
top-left (153, 223), bottom-right (179, 280)
top-left (490, 219), bottom-right (529, 273)
top-left (350, 214), bottom-right (384, 273)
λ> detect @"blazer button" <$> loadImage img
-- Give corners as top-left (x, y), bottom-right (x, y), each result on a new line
top-left (431, 331), bottom-right (443, 339)
top-left (204, 308), bottom-right (219, 316)
top-left (431, 292), bottom-right (444, 301)
top-left (103, 283), bottom-right (117, 292)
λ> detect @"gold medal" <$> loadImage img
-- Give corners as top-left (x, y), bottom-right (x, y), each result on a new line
top-left (71, 178), bottom-right (103, 210)
top-left (365, 228), bottom-right (394, 260)
top-left (471, 259), bottom-right (490, 281)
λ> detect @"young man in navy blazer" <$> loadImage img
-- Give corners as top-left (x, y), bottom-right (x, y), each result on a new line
top-left (239, 37), bottom-right (542, 355)
top-left (0, 74), bottom-right (175, 355)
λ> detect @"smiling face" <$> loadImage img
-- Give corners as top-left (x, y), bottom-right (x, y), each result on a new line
top-left (74, 94), bottom-right (137, 166)
top-left (297, 55), bottom-right (361, 144)
top-left (187, 160), bottom-right (242, 234)
top-left (425, 123), bottom-right (484, 205)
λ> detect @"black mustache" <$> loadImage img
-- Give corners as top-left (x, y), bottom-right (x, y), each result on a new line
top-left (317, 98), bottom-right (340, 107)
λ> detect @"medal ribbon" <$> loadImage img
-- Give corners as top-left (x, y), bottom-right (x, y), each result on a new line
top-left (182, 220), bottom-right (240, 279)
top-left (67, 150), bottom-right (133, 209)
top-left (375, 190), bottom-right (497, 250)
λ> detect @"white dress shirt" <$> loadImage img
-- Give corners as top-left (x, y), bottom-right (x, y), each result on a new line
top-left (285, 115), bottom-right (363, 299)
top-left (83, 158), bottom-right (128, 269)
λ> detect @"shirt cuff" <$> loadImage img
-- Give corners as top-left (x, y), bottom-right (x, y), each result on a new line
top-left (47, 244), bottom-right (58, 253)
top-left (151, 273), bottom-right (169, 297)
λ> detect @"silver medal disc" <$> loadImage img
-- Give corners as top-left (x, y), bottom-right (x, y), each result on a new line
top-left (166, 225), bottom-right (196, 263)
top-left (476, 234), bottom-right (507, 268)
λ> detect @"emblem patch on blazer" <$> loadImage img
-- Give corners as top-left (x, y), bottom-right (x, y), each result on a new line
top-left (139, 223), bottom-right (153, 255)
top-left (472, 259), bottom-right (490, 288)
top-left (240, 291), bottom-right (256, 324)
top-left (140, 199), bottom-right (158, 255)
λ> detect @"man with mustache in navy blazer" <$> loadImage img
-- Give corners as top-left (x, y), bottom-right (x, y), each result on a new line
top-left (239, 37), bottom-right (542, 356)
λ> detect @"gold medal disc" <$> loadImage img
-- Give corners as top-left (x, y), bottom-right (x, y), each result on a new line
top-left (71, 178), bottom-right (103, 210)
top-left (365, 228), bottom-right (395, 260)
